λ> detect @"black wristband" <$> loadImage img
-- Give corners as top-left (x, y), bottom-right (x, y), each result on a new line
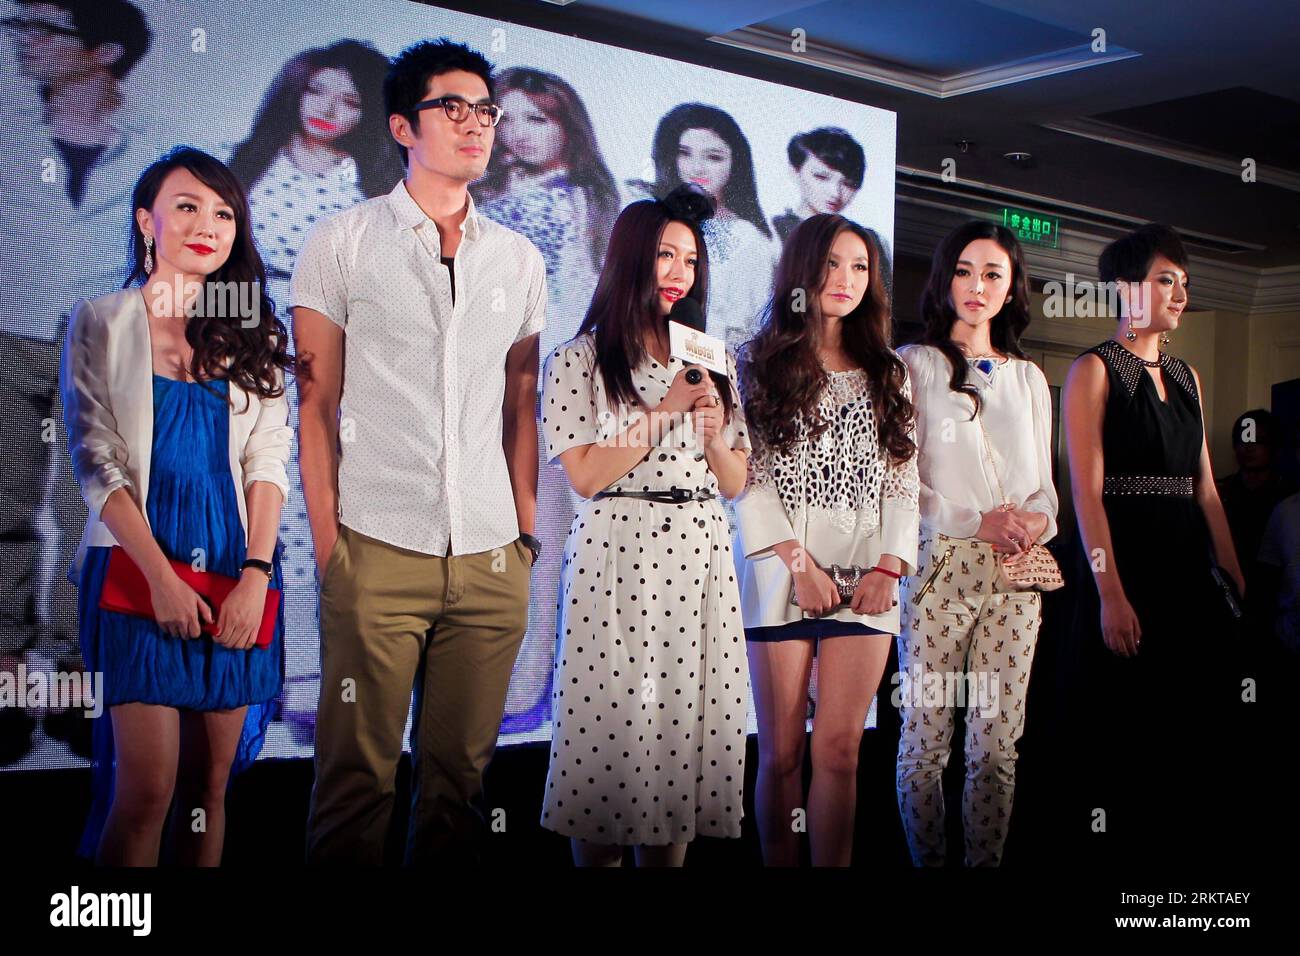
top-left (241, 558), bottom-right (273, 579)
top-left (519, 533), bottom-right (541, 564)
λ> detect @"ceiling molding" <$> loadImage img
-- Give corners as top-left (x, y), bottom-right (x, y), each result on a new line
top-left (895, 166), bottom-right (1266, 254)
top-left (1253, 265), bottom-right (1300, 314)
top-left (1041, 119), bottom-right (1300, 193)
top-left (708, 26), bottom-right (1140, 98)
top-left (895, 192), bottom-right (1298, 314)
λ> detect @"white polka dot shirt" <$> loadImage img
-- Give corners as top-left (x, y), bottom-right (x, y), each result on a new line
top-left (290, 180), bottom-right (547, 556)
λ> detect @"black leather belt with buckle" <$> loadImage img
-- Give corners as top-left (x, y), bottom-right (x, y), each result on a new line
top-left (592, 487), bottom-right (715, 504)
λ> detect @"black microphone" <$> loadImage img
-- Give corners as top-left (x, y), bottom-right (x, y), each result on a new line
top-left (668, 298), bottom-right (706, 383)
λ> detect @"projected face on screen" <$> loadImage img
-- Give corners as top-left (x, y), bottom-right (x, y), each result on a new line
top-left (773, 127), bottom-right (867, 246)
top-left (496, 89), bottom-right (566, 170)
top-left (0, 0), bottom-right (895, 770)
top-left (300, 68), bottom-right (363, 143)
top-left (4, 0), bottom-right (155, 131)
top-left (8, 11), bottom-right (83, 78)
top-left (230, 39), bottom-right (401, 206)
top-left (797, 154), bottom-right (857, 215)
top-left (677, 128), bottom-right (734, 200)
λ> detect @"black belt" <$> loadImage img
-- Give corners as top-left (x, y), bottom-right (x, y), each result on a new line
top-left (592, 487), bottom-right (715, 504)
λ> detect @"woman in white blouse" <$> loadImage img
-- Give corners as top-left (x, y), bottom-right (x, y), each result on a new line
top-left (895, 220), bottom-right (1059, 867)
top-left (736, 214), bottom-right (920, 867)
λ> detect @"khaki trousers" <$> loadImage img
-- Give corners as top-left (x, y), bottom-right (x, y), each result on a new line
top-left (305, 525), bottom-right (530, 865)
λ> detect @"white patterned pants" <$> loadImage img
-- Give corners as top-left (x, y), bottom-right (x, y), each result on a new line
top-left (895, 532), bottom-right (1043, 866)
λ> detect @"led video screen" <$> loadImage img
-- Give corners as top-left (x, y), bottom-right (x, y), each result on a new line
top-left (0, 0), bottom-right (895, 769)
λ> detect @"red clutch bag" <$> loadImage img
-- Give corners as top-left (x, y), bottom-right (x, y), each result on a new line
top-left (98, 546), bottom-right (280, 649)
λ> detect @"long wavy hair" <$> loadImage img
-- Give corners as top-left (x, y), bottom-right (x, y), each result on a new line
top-left (229, 40), bottom-right (402, 199)
top-left (574, 186), bottom-right (735, 422)
top-left (125, 147), bottom-right (293, 405)
top-left (472, 67), bottom-right (619, 272)
top-left (917, 220), bottom-right (1031, 418)
top-left (650, 103), bottom-right (771, 240)
top-left (740, 213), bottom-right (914, 463)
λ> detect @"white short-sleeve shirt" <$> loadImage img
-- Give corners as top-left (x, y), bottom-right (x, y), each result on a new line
top-left (290, 179), bottom-right (546, 556)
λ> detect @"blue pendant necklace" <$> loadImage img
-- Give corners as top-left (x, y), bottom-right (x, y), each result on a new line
top-left (957, 342), bottom-right (1002, 385)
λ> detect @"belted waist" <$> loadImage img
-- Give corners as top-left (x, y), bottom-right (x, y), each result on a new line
top-left (592, 487), bottom-right (716, 504)
top-left (1102, 475), bottom-right (1195, 497)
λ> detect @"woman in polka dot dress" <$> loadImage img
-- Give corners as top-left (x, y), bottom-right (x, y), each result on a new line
top-left (539, 186), bottom-right (752, 866)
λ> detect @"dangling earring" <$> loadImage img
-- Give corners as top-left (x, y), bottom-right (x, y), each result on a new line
top-left (1159, 330), bottom-right (1170, 348)
top-left (143, 234), bottom-right (154, 274)
top-left (1125, 320), bottom-right (1137, 342)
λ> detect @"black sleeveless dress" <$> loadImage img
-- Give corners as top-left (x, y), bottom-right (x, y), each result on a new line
top-left (1065, 339), bottom-right (1245, 860)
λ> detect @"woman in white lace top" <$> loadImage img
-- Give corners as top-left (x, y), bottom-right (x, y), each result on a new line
top-left (735, 214), bottom-right (920, 866)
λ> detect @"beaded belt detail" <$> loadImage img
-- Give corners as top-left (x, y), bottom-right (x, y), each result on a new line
top-left (1102, 475), bottom-right (1194, 497)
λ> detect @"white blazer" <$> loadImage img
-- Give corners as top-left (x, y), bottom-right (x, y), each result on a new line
top-left (60, 287), bottom-right (292, 579)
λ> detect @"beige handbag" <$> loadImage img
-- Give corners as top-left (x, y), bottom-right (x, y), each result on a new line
top-left (975, 407), bottom-right (1064, 592)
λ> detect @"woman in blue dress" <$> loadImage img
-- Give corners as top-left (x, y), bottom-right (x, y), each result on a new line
top-left (62, 147), bottom-right (293, 865)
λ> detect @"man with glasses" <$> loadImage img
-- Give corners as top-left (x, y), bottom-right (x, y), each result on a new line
top-left (293, 38), bottom-right (546, 865)
top-left (0, 0), bottom-right (155, 764)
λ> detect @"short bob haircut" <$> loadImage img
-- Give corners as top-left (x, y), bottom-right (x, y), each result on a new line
top-left (786, 127), bottom-right (866, 190)
top-left (1098, 223), bottom-right (1189, 285)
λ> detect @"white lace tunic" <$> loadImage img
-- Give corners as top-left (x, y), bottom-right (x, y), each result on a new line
top-left (734, 364), bottom-right (921, 635)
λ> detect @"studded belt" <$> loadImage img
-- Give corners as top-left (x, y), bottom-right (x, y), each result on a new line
top-left (1102, 475), bottom-right (1195, 497)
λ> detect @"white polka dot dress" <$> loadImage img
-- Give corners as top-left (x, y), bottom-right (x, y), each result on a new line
top-left (539, 334), bottom-right (752, 845)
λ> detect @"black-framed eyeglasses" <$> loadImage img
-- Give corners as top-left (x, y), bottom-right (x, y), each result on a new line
top-left (0, 16), bottom-right (83, 41)
top-left (411, 96), bottom-right (503, 127)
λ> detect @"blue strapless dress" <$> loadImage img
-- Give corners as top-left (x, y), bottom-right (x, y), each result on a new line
top-left (76, 375), bottom-right (285, 857)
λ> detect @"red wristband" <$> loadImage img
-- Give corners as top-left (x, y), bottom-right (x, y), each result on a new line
top-left (868, 565), bottom-right (901, 580)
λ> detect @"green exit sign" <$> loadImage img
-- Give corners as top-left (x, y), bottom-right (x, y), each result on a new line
top-left (999, 208), bottom-right (1059, 248)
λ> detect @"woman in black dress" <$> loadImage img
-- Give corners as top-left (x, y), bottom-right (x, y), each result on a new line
top-left (1062, 223), bottom-right (1246, 863)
